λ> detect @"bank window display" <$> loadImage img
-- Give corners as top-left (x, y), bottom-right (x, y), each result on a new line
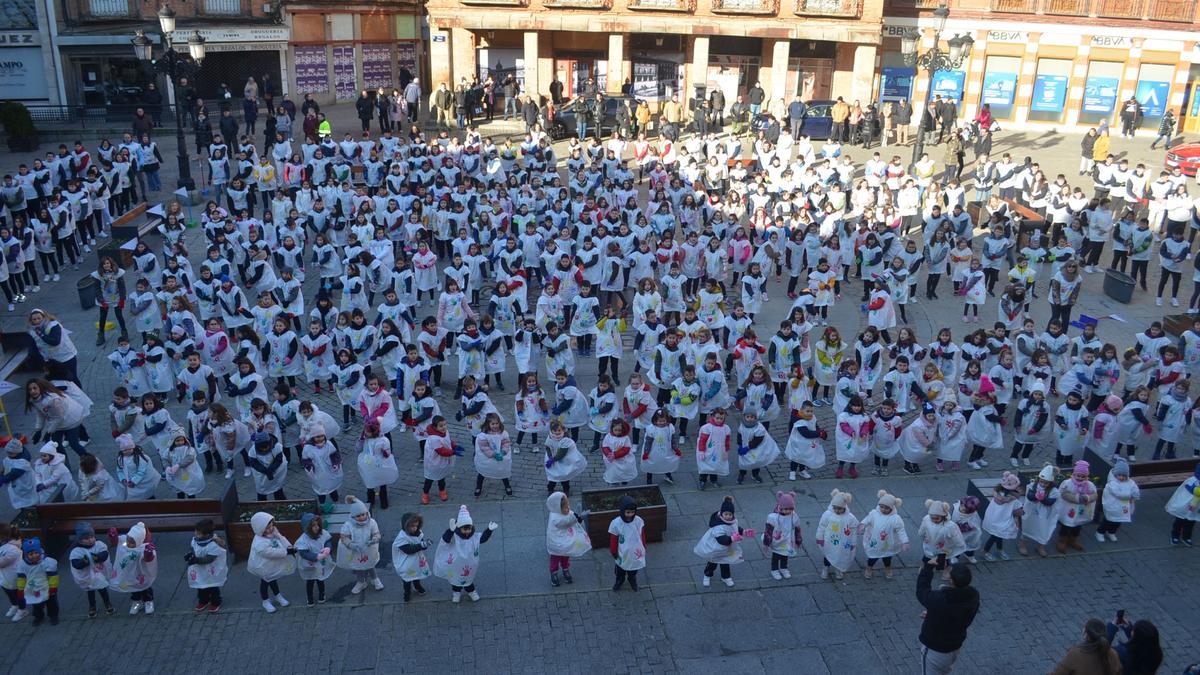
top-left (1028, 58), bottom-right (1071, 124)
top-left (1135, 62), bottom-right (1173, 129)
top-left (979, 55), bottom-right (1020, 122)
top-left (1079, 61), bottom-right (1122, 127)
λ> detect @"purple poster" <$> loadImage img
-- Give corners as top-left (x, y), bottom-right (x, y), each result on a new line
top-left (333, 45), bottom-right (357, 101)
top-left (294, 45), bottom-right (328, 95)
top-left (362, 43), bottom-right (393, 90)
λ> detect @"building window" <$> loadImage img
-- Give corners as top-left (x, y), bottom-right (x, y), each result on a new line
top-left (1028, 57), bottom-right (1071, 124)
top-left (1079, 61), bottom-right (1122, 126)
top-left (979, 55), bottom-right (1020, 122)
top-left (1135, 62), bottom-right (1174, 129)
top-left (88, 0), bottom-right (129, 16)
top-left (203, 0), bottom-right (241, 14)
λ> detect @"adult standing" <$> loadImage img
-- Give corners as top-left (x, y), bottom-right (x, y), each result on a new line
top-left (1048, 618), bottom-right (1121, 675)
top-left (1079, 128), bottom-right (1098, 176)
top-left (881, 101), bottom-right (894, 147)
top-left (916, 561), bottom-right (980, 674)
top-left (1119, 96), bottom-right (1142, 138)
top-left (24, 378), bottom-right (88, 458)
top-left (1047, 260), bottom-right (1082, 329)
top-left (1106, 616), bottom-right (1164, 675)
top-left (747, 82), bottom-right (765, 116)
top-left (242, 94), bottom-right (259, 136)
top-left (301, 93), bottom-right (321, 118)
top-left (219, 110), bottom-right (238, 147)
top-left (830, 97), bottom-right (849, 143)
top-left (938, 97), bottom-right (958, 143)
top-left (141, 83), bottom-right (164, 126)
top-left (453, 83), bottom-right (468, 129)
top-left (788, 96), bottom-right (807, 141)
top-left (27, 309), bottom-right (80, 386)
top-left (522, 96), bottom-right (540, 134)
top-left (243, 76), bottom-right (259, 107)
top-left (355, 90), bottom-right (374, 132)
top-left (176, 76), bottom-right (197, 124)
top-left (432, 82), bottom-right (453, 128)
top-left (709, 86), bottom-right (726, 127)
top-left (502, 74), bottom-right (520, 120)
top-left (403, 78), bottom-right (422, 123)
top-left (549, 76), bottom-right (564, 106)
top-left (895, 97), bottom-right (913, 145)
top-left (131, 108), bottom-right (154, 140)
top-left (375, 87), bottom-right (391, 133)
top-left (260, 74), bottom-right (276, 116)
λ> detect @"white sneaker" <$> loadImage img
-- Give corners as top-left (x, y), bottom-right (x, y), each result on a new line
top-left (1094, 532), bottom-right (1105, 543)
top-left (243, 468), bottom-right (252, 477)
top-left (143, 601), bottom-right (155, 614)
top-left (1021, 458), bottom-right (1031, 466)
top-left (4, 606), bottom-right (15, 618)
top-left (371, 578), bottom-right (384, 591)
top-left (780, 569), bottom-right (792, 579)
top-left (1106, 533), bottom-right (1117, 542)
top-left (6, 304), bottom-right (12, 312)
top-left (771, 570), bottom-right (783, 580)
top-left (83, 244), bottom-right (92, 253)
top-left (834, 570), bottom-right (844, 580)
top-left (451, 591), bottom-right (461, 603)
top-left (788, 471), bottom-right (796, 481)
top-left (274, 593), bottom-right (289, 607)
top-left (129, 602), bottom-right (143, 615)
top-left (799, 470), bottom-right (813, 479)
top-left (10, 608), bottom-right (27, 622)
top-left (31, 285), bottom-right (39, 293)
top-left (1156, 297), bottom-right (1164, 306)
top-left (467, 591), bottom-right (480, 602)
top-left (702, 575), bottom-right (711, 587)
top-left (820, 568), bottom-right (829, 580)
top-left (351, 581), bottom-right (366, 594)
top-left (967, 461), bottom-right (981, 470)
top-left (52, 273), bottom-right (61, 282)
top-left (978, 459), bottom-right (989, 467)
top-left (1010, 458), bottom-right (1019, 467)
top-left (262, 599), bottom-right (277, 614)
top-left (224, 469), bottom-right (233, 479)
top-left (965, 556), bottom-right (978, 564)
top-left (1171, 298), bottom-right (1180, 307)
top-left (722, 578), bottom-right (735, 587)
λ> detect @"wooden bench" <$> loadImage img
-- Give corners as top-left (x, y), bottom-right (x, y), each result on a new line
top-left (31, 479), bottom-right (237, 553)
top-left (1003, 198), bottom-right (1048, 250)
top-left (109, 202), bottom-right (150, 242)
top-left (1084, 448), bottom-right (1195, 491)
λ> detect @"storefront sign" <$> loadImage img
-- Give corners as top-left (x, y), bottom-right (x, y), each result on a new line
top-left (0, 32), bottom-right (37, 45)
top-left (980, 71), bottom-right (1017, 106)
top-left (294, 45), bottom-right (328, 95)
top-left (930, 70), bottom-right (965, 102)
top-left (1082, 76), bottom-right (1119, 113)
top-left (987, 31), bottom-right (1027, 43)
top-left (880, 66), bottom-right (914, 102)
top-left (1030, 74), bottom-right (1068, 112)
top-left (0, 46), bottom-right (49, 100)
top-left (1090, 36), bottom-right (1131, 48)
top-left (1135, 80), bottom-right (1169, 117)
top-left (171, 27), bottom-right (288, 44)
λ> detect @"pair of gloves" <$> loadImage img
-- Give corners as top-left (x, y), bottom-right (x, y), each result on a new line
top-left (449, 519), bottom-right (499, 531)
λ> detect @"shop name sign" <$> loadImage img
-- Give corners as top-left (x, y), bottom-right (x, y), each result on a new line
top-left (987, 30), bottom-right (1027, 42)
top-left (171, 27), bottom-right (289, 43)
top-left (1090, 36), bottom-right (1131, 48)
top-left (0, 32), bottom-right (36, 45)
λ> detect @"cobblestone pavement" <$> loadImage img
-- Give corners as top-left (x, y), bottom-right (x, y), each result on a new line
top-left (0, 109), bottom-right (1197, 673)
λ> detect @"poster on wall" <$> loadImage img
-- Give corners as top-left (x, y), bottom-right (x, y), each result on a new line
top-left (1082, 76), bottom-right (1120, 114)
top-left (930, 70), bottom-right (965, 102)
top-left (1135, 80), bottom-right (1169, 118)
top-left (0, 47), bottom-right (49, 100)
top-left (293, 45), bottom-right (328, 95)
top-left (361, 44), bottom-right (393, 90)
top-left (632, 59), bottom-right (684, 101)
top-left (1031, 74), bottom-right (1068, 112)
top-left (980, 71), bottom-right (1017, 106)
top-left (332, 45), bottom-right (356, 100)
top-left (879, 67), bottom-right (914, 102)
top-left (477, 48), bottom-right (524, 90)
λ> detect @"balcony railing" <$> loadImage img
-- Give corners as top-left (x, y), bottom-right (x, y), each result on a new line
top-left (713, 0), bottom-right (778, 14)
top-left (544, 0), bottom-right (611, 6)
top-left (794, 0), bottom-right (861, 16)
top-left (1043, 0), bottom-right (1089, 13)
top-left (628, 0), bottom-right (695, 10)
top-left (1093, 0), bottom-right (1141, 16)
top-left (1147, 0), bottom-right (1196, 20)
top-left (203, 0), bottom-right (242, 13)
top-left (988, 0), bottom-right (1090, 13)
top-left (88, 0), bottom-right (130, 16)
top-left (989, 0), bottom-right (1037, 11)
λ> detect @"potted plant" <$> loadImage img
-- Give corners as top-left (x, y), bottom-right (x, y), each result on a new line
top-left (581, 484), bottom-right (668, 549)
top-left (0, 101), bottom-right (39, 152)
top-left (226, 498), bottom-right (318, 559)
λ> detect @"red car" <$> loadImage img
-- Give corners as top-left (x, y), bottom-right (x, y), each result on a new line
top-left (1165, 142), bottom-right (1200, 176)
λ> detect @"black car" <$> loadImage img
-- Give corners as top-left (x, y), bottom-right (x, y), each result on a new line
top-left (550, 94), bottom-right (641, 140)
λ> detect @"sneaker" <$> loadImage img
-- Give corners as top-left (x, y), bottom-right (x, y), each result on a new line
top-left (262, 599), bottom-right (277, 614)
top-left (351, 581), bottom-right (367, 594)
top-left (1010, 457), bottom-right (1019, 467)
top-left (274, 594), bottom-right (288, 607)
top-left (770, 570), bottom-right (783, 580)
top-left (451, 591), bottom-right (461, 603)
top-left (1171, 536), bottom-right (1181, 545)
top-left (224, 469), bottom-right (233, 479)
top-left (129, 602), bottom-right (143, 615)
top-left (10, 608), bottom-right (27, 622)
top-left (1185, 539), bottom-right (1194, 547)
top-left (551, 571), bottom-right (561, 587)
top-left (1021, 458), bottom-right (1031, 466)
top-left (468, 591), bottom-right (481, 601)
top-left (967, 461), bottom-right (979, 470)
top-left (982, 552), bottom-right (995, 561)
top-left (834, 570), bottom-right (844, 580)
top-left (903, 465), bottom-right (918, 475)
top-left (698, 480), bottom-right (707, 490)
top-left (965, 555), bottom-right (978, 564)
top-left (662, 474), bottom-right (674, 485)
top-left (1172, 298), bottom-right (1180, 307)
top-left (31, 285), bottom-right (40, 293)
top-left (1106, 533), bottom-right (1117, 542)
top-left (820, 568), bottom-right (829, 580)
top-left (998, 551), bottom-right (1010, 561)
top-left (439, 490), bottom-right (449, 501)
top-left (421, 493), bottom-right (431, 505)
top-left (848, 466), bottom-right (858, 479)
top-left (562, 570), bottom-right (573, 584)
top-left (371, 578), bottom-right (384, 591)
top-left (702, 575), bottom-right (711, 587)
top-left (4, 606), bottom-right (15, 618)
top-left (835, 466), bottom-right (844, 479)
top-left (1156, 297), bottom-right (1164, 306)
top-left (951, 462), bottom-right (960, 471)
top-left (978, 459), bottom-right (989, 467)
top-left (722, 578), bottom-right (734, 587)
top-left (780, 569), bottom-right (792, 579)
top-left (52, 273), bottom-right (60, 282)
top-left (195, 601), bottom-right (209, 612)
top-left (879, 468), bottom-right (888, 477)
top-left (788, 471), bottom-right (796, 481)
top-left (935, 461), bottom-right (944, 473)
top-left (6, 304), bottom-right (12, 312)
top-left (243, 468), bottom-right (252, 478)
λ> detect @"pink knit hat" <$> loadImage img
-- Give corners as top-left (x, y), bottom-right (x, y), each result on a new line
top-left (775, 491), bottom-right (796, 512)
top-left (1073, 460), bottom-right (1090, 477)
top-left (978, 375), bottom-right (996, 396)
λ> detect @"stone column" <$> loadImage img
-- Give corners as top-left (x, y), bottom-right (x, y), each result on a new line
top-left (768, 38), bottom-right (791, 110)
top-left (450, 26), bottom-right (475, 86)
top-left (851, 43), bottom-right (877, 103)
top-left (607, 33), bottom-right (629, 94)
top-left (524, 31), bottom-right (541, 100)
top-left (429, 27), bottom-right (452, 91)
top-left (689, 35), bottom-right (710, 96)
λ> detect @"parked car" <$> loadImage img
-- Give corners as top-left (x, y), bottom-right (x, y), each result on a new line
top-left (549, 94), bottom-right (641, 140)
top-left (751, 99), bottom-right (837, 140)
top-left (1164, 142), bottom-right (1200, 176)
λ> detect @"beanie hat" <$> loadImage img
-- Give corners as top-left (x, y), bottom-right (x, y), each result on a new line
top-left (252, 431), bottom-right (272, 449)
top-left (1113, 460), bottom-right (1130, 478)
top-left (75, 522), bottom-right (95, 540)
top-left (1027, 381), bottom-right (1047, 396)
top-left (618, 495), bottom-right (637, 513)
top-left (4, 436), bottom-right (23, 455)
top-left (719, 496), bottom-right (736, 517)
top-left (959, 496), bottom-right (981, 514)
top-left (922, 402), bottom-right (936, 416)
top-left (877, 489), bottom-right (901, 509)
top-left (300, 512), bottom-right (318, 533)
top-left (925, 499), bottom-right (949, 517)
top-left (775, 491), bottom-right (796, 512)
top-left (1104, 395), bottom-right (1123, 413)
top-left (978, 375), bottom-right (996, 396)
top-left (1073, 460), bottom-right (1090, 477)
top-left (830, 489), bottom-right (851, 508)
top-left (1038, 465), bottom-right (1058, 483)
top-left (127, 522), bottom-right (148, 547)
top-left (455, 504), bottom-right (473, 528)
top-left (309, 423), bottom-right (327, 439)
top-left (348, 496), bottom-right (369, 517)
top-left (22, 537), bottom-right (42, 555)
top-left (1000, 471), bottom-right (1021, 491)
top-left (116, 434), bottom-right (136, 451)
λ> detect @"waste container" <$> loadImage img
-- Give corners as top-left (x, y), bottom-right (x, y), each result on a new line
top-left (1103, 269), bottom-right (1135, 304)
top-left (76, 276), bottom-right (97, 311)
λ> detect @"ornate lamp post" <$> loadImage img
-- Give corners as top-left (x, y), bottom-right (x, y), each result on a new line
top-left (131, 5), bottom-right (206, 191)
top-left (900, 4), bottom-right (974, 166)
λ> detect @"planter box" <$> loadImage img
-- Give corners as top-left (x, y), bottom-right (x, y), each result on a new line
top-left (227, 499), bottom-right (318, 559)
top-left (581, 484), bottom-right (668, 549)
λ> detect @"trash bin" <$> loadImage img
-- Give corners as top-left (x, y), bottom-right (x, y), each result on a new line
top-left (1103, 269), bottom-right (1135, 304)
top-left (76, 276), bottom-right (97, 311)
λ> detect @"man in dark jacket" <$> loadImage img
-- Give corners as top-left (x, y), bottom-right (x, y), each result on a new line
top-left (787, 96), bottom-right (807, 140)
top-left (709, 87), bottom-right (726, 126)
top-left (176, 77), bottom-right (197, 124)
top-left (355, 90), bottom-right (374, 132)
top-left (300, 94), bottom-right (321, 118)
top-left (937, 97), bottom-right (958, 143)
top-left (729, 95), bottom-right (749, 136)
top-left (132, 107), bottom-right (155, 138)
top-left (219, 109), bottom-right (238, 144)
top-left (916, 561), bottom-right (980, 674)
top-left (747, 82), bottom-right (765, 115)
top-left (549, 76), bottom-right (564, 105)
top-left (502, 74), bottom-right (519, 120)
top-left (522, 96), bottom-right (540, 132)
top-left (895, 97), bottom-right (913, 145)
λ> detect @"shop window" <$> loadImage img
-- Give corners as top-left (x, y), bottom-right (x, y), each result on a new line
top-left (1135, 62), bottom-right (1174, 129)
top-left (979, 55), bottom-right (1020, 122)
top-left (1079, 61), bottom-right (1122, 127)
top-left (1028, 57), bottom-right (1071, 124)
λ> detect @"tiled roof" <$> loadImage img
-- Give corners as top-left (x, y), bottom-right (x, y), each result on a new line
top-left (0, 0), bottom-right (37, 30)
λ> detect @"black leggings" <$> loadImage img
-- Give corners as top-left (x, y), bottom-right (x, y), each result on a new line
top-left (866, 556), bottom-right (893, 567)
top-left (598, 356), bottom-right (620, 382)
top-left (98, 304), bottom-right (128, 336)
top-left (982, 535), bottom-right (1005, 552)
top-left (770, 552), bottom-right (790, 570)
top-left (1048, 303), bottom-right (1073, 330)
top-left (305, 579), bottom-right (326, 603)
top-left (86, 588), bottom-right (112, 610)
top-left (703, 562), bottom-right (731, 579)
top-left (259, 579), bottom-right (280, 599)
top-left (1157, 270), bottom-right (1181, 298)
top-left (1130, 260), bottom-right (1149, 288)
top-left (1172, 518), bottom-right (1195, 541)
top-left (54, 234), bottom-right (80, 267)
top-left (38, 250), bottom-right (58, 276)
top-left (422, 478), bottom-right (446, 494)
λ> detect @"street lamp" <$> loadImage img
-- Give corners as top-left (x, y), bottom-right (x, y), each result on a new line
top-left (130, 4), bottom-right (206, 192)
top-left (901, 3), bottom-right (974, 166)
